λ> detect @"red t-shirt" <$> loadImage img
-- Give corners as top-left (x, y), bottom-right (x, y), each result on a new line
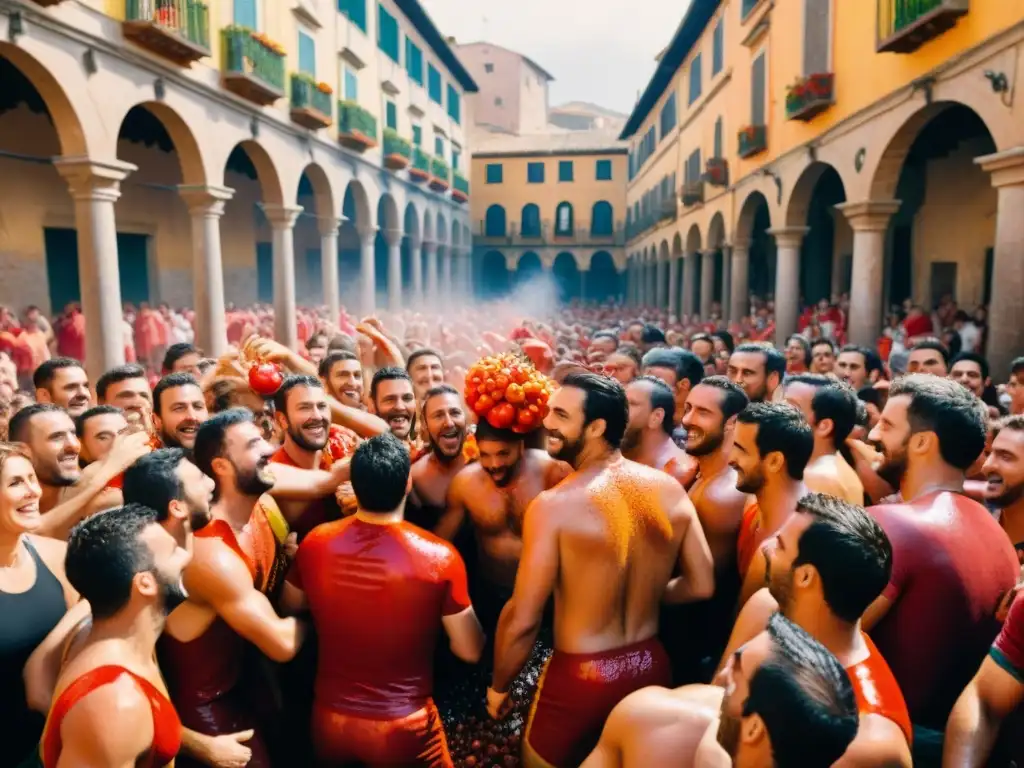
top-left (990, 596), bottom-right (1024, 764)
top-left (737, 500), bottom-right (761, 580)
top-left (289, 518), bottom-right (471, 719)
top-left (850, 633), bottom-right (912, 746)
top-left (869, 491), bottom-right (1018, 729)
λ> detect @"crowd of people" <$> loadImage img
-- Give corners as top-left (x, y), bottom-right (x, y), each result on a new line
top-left (0, 285), bottom-right (1022, 768)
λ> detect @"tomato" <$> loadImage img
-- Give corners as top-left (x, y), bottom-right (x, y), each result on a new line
top-left (486, 402), bottom-right (516, 429)
top-left (511, 368), bottom-right (528, 384)
top-left (516, 409), bottom-right (536, 427)
top-left (491, 387), bottom-right (504, 401)
top-left (473, 394), bottom-right (495, 415)
top-left (494, 374), bottom-right (510, 391)
top-left (505, 383), bottom-right (526, 404)
top-left (248, 362), bottom-right (283, 396)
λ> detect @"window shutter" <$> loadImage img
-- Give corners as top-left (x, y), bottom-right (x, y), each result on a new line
top-left (751, 53), bottom-right (766, 125)
top-left (803, 0), bottom-right (831, 75)
top-left (714, 117), bottom-right (723, 158)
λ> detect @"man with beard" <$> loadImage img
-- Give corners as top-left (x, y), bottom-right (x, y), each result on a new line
top-left (863, 375), bottom-right (1017, 762)
top-left (319, 351), bottom-right (364, 409)
top-left (727, 344), bottom-right (785, 403)
top-left (729, 402), bottom-right (813, 608)
top-left (153, 372), bottom-right (209, 452)
top-left (622, 376), bottom-right (695, 486)
top-left (783, 375), bottom-right (864, 504)
top-left (408, 384), bottom-right (469, 531)
top-left (40, 504), bottom-right (192, 767)
top-left (717, 493), bottom-right (912, 767)
top-left (641, 348), bottom-right (704, 442)
top-left (981, 416), bottom-right (1024, 559)
top-left (488, 373), bottom-right (714, 767)
top-left (96, 363), bottom-right (153, 427)
top-left (123, 448), bottom-right (215, 547)
top-left (1007, 357), bottom-right (1024, 416)
top-left (159, 409), bottom-right (310, 768)
top-left (438, 420), bottom-right (570, 634)
top-left (74, 405), bottom-right (129, 466)
top-left (370, 367), bottom-right (418, 450)
top-left (582, 613), bottom-right (858, 768)
top-left (407, 347), bottom-right (446, 402)
top-left (811, 338), bottom-right (837, 374)
top-left (835, 344), bottom-right (883, 391)
top-left (33, 357), bottom-right (91, 418)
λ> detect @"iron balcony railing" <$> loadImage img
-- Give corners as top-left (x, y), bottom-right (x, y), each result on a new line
top-left (453, 171), bottom-right (469, 196)
top-left (125, 0), bottom-right (210, 49)
top-left (290, 74), bottom-right (332, 118)
top-left (222, 26), bottom-right (285, 92)
top-left (338, 100), bottom-right (377, 141)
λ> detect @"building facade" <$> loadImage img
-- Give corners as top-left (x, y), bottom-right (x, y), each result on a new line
top-left (0, 0), bottom-right (475, 379)
top-left (455, 41), bottom-right (554, 138)
top-left (622, 0), bottom-right (1024, 378)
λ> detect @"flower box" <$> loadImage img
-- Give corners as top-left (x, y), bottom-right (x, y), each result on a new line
top-left (409, 147), bottom-right (430, 182)
top-left (382, 129), bottom-right (412, 170)
top-left (452, 171), bottom-right (469, 203)
top-left (337, 100), bottom-right (377, 152)
top-left (785, 72), bottom-right (834, 122)
top-left (289, 73), bottom-right (333, 129)
top-left (737, 124), bottom-right (767, 159)
top-left (703, 157), bottom-right (729, 187)
top-left (429, 157), bottom-right (450, 192)
top-left (123, 0), bottom-right (210, 65)
top-left (221, 26), bottom-right (285, 105)
top-left (681, 181), bottom-right (704, 207)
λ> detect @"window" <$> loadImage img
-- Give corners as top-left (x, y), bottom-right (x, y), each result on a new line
top-left (298, 30), bottom-right (316, 75)
top-left (484, 62), bottom-right (494, 73)
top-left (343, 66), bottom-right (359, 101)
top-left (435, 135), bottom-right (445, 157)
top-left (596, 159), bottom-right (612, 181)
top-left (714, 117), bottom-right (723, 158)
top-left (452, 147), bottom-right (461, 170)
top-left (527, 162), bottom-right (545, 184)
top-left (751, 52), bottom-right (766, 125)
top-left (234, 0), bottom-right (256, 29)
top-left (385, 100), bottom-right (397, 130)
top-left (685, 150), bottom-right (701, 183)
top-left (689, 53), bottom-right (703, 105)
top-left (521, 204), bottom-right (541, 237)
top-left (555, 202), bottom-right (574, 236)
top-left (558, 161), bottom-right (574, 182)
top-left (660, 92), bottom-right (677, 138)
top-left (405, 38), bottom-right (424, 85)
top-left (495, 97), bottom-right (503, 107)
top-left (712, 19), bottom-right (724, 76)
top-left (447, 84), bottom-right (461, 124)
top-left (412, 124), bottom-right (422, 145)
top-left (377, 4), bottom-right (399, 62)
top-left (338, 0), bottom-right (366, 32)
top-left (591, 201), bottom-right (613, 236)
top-left (486, 164), bottom-right (503, 184)
top-left (803, 0), bottom-right (831, 76)
top-left (485, 205), bottom-right (507, 237)
top-left (428, 64), bottom-right (442, 103)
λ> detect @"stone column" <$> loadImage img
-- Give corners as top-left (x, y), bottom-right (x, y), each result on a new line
top-left (579, 264), bottom-right (588, 302)
top-left (730, 243), bottom-right (749, 325)
top-left (646, 257), bottom-right (657, 307)
top-left (767, 227), bottom-right (808, 347)
top-left (409, 235), bottom-right (423, 305)
top-left (683, 252), bottom-right (697, 318)
top-left (700, 249), bottom-right (716, 319)
top-left (357, 225), bottom-right (375, 316)
top-left (668, 256), bottom-right (679, 317)
top-left (261, 204), bottom-right (303, 349)
top-left (424, 240), bottom-right (439, 302)
top-left (657, 258), bottom-right (668, 309)
top-left (835, 201), bottom-right (900, 348)
top-left (441, 246), bottom-right (453, 303)
top-left (179, 184), bottom-right (233, 357)
top-left (318, 216), bottom-right (342, 322)
top-left (384, 228), bottom-right (403, 313)
top-left (721, 246), bottom-right (733, 322)
top-left (53, 157), bottom-right (136, 380)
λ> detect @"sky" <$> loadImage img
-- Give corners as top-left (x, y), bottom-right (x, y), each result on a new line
top-left (418, 0), bottom-right (691, 116)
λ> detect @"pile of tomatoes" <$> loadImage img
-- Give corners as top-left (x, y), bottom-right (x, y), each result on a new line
top-left (464, 353), bottom-right (554, 433)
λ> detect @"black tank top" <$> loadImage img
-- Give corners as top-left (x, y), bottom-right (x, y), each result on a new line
top-left (0, 538), bottom-right (67, 767)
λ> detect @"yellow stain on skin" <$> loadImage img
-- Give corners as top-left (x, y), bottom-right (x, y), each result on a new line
top-left (586, 464), bottom-right (673, 565)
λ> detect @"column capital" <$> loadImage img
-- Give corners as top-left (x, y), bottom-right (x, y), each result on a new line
top-left (317, 215), bottom-right (343, 237)
top-left (701, 249), bottom-right (717, 259)
top-left (383, 227), bottom-right (403, 247)
top-left (835, 200), bottom-right (901, 232)
top-left (766, 227), bottom-right (810, 248)
top-left (356, 224), bottom-right (376, 245)
top-left (260, 203), bottom-right (303, 229)
top-left (976, 146), bottom-right (1024, 188)
top-left (179, 184), bottom-right (234, 216)
top-left (422, 239), bottom-right (438, 252)
top-left (53, 156), bottom-right (137, 202)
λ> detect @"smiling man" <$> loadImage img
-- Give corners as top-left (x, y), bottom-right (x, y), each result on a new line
top-left (96, 363), bottom-right (153, 426)
top-left (370, 366), bottom-right (417, 448)
top-left (407, 384), bottom-right (470, 532)
top-left (406, 347), bottom-right (446, 402)
top-left (74, 405), bottom-right (130, 466)
top-left (319, 350), bottom-right (365, 409)
top-left (981, 416), bottom-right (1024, 559)
top-left (152, 372), bottom-right (209, 452)
top-left (33, 357), bottom-right (92, 418)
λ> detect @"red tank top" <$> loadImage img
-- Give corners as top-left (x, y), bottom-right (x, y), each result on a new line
top-left (41, 665), bottom-right (181, 767)
top-left (158, 508), bottom-right (278, 707)
top-left (849, 633), bottom-right (913, 746)
top-left (737, 500), bottom-right (761, 579)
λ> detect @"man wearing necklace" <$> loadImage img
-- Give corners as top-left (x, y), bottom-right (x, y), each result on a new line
top-left (863, 374), bottom-right (1017, 764)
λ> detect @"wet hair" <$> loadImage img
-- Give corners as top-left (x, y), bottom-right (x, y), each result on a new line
top-left (193, 408), bottom-right (252, 480)
top-left (736, 402), bottom-right (813, 480)
top-left (733, 343), bottom-right (787, 380)
top-left (74, 405), bottom-right (123, 438)
top-left (711, 330), bottom-right (735, 353)
top-left (273, 374), bottom-right (323, 413)
top-left (888, 374), bottom-right (986, 470)
top-left (370, 366), bottom-right (412, 402)
top-left (786, 374), bottom-right (858, 445)
top-left (838, 345), bottom-right (883, 376)
top-left (792, 493), bottom-right (893, 622)
top-left (690, 332), bottom-right (714, 353)
top-left (1000, 415), bottom-right (1024, 435)
top-left (8, 402), bottom-right (65, 444)
top-left (811, 338), bottom-right (837, 355)
top-left (318, 350), bottom-right (359, 379)
top-left (1012, 357), bottom-right (1024, 377)
top-left (122, 449), bottom-right (188, 521)
top-left (611, 344), bottom-right (643, 367)
top-left (305, 332), bottom-right (328, 350)
top-left (855, 400), bottom-right (869, 429)
top-left (951, 352), bottom-right (989, 382)
top-left (640, 324), bottom-right (666, 345)
top-left (327, 335), bottom-right (357, 354)
top-left (856, 386), bottom-right (882, 409)
top-left (787, 334), bottom-right (812, 367)
top-left (562, 371), bottom-right (628, 449)
top-left (162, 343), bottom-right (200, 373)
top-left (406, 347), bottom-right (444, 373)
top-left (153, 373), bottom-right (200, 416)
top-left (642, 347), bottom-right (704, 388)
top-left (635, 375), bottom-right (676, 436)
top-left (350, 432), bottom-right (411, 513)
top-left (32, 357), bottom-right (84, 390)
top-left (96, 364), bottom-right (148, 402)
top-left (422, 384), bottom-right (461, 415)
top-left (696, 375), bottom-right (749, 420)
top-left (475, 419), bottom-right (521, 444)
top-left (910, 338), bottom-right (950, 367)
top-left (745, 613), bottom-right (859, 767)
top-left (591, 331), bottom-right (619, 350)
top-left (65, 504), bottom-right (160, 620)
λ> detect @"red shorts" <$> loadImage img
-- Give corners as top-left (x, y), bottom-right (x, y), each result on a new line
top-left (311, 699), bottom-right (452, 767)
top-left (524, 637), bottom-right (671, 767)
top-left (174, 685), bottom-right (272, 768)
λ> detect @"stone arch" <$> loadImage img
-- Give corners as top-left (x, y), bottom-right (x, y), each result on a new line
top-left (451, 218), bottom-right (460, 247)
top-left (223, 139), bottom-right (285, 207)
top-left (517, 251), bottom-right (543, 285)
top-left (589, 251), bottom-right (620, 302)
top-left (294, 162), bottom-right (335, 220)
top-left (591, 200), bottom-right (614, 236)
top-left (485, 204), bottom-right (506, 237)
top-left (377, 192), bottom-right (400, 232)
top-left (553, 252), bottom-right (580, 302)
top-left (735, 190), bottom-right (772, 245)
top-left (462, 223), bottom-right (470, 246)
top-left (707, 212), bottom-right (727, 250)
top-left (115, 100), bottom-right (206, 186)
top-left (784, 161), bottom-right (846, 228)
top-left (521, 203), bottom-right (541, 236)
top-left (403, 203), bottom-right (421, 240)
top-left (659, 240), bottom-right (670, 260)
top-left (481, 250), bottom-right (509, 297)
top-left (672, 232), bottom-right (684, 256)
top-left (685, 224), bottom-right (702, 254)
top-left (436, 211), bottom-right (448, 244)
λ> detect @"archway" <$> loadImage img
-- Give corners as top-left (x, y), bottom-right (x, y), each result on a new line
top-left (402, 203), bottom-right (420, 299)
top-left (521, 203), bottom-right (541, 237)
top-left (555, 202), bottom-right (574, 236)
top-left (374, 193), bottom-right (400, 301)
top-left (589, 251), bottom-right (619, 302)
top-left (339, 181), bottom-right (370, 310)
top-left (553, 252), bottom-right (580, 303)
top-left (481, 250), bottom-right (509, 299)
top-left (485, 204), bottom-right (507, 237)
top-left (685, 225), bottom-right (703, 317)
top-left (671, 233), bottom-right (684, 316)
top-left (707, 212), bottom-right (727, 317)
top-left (736, 191), bottom-right (773, 301)
top-left (517, 251), bottom-right (542, 287)
top-left (787, 163), bottom-right (848, 309)
top-left (293, 164), bottom-right (334, 308)
top-left (591, 201), bottom-right (613, 236)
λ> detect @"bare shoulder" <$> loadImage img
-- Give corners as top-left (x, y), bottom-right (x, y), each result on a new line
top-left (836, 714), bottom-right (911, 768)
top-left (61, 671), bottom-right (151, 736)
top-left (410, 452), bottom-right (430, 477)
top-left (26, 533), bottom-right (68, 569)
top-left (448, 461), bottom-right (483, 496)
top-left (528, 450), bottom-right (571, 486)
top-left (184, 535), bottom-right (252, 600)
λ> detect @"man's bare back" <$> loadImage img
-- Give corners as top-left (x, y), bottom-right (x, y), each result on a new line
top-left (804, 453), bottom-right (865, 505)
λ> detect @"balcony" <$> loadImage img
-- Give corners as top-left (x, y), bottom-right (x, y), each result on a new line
top-left (221, 27), bottom-right (285, 106)
top-left (704, 157), bottom-right (729, 187)
top-left (738, 124), bottom-right (767, 159)
top-left (123, 0), bottom-right (210, 66)
top-left (478, 222), bottom-right (625, 247)
top-left (382, 129), bottom-right (411, 171)
top-left (452, 171), bottom-right (469, 204)
top-left (786, 73), bottom-right (834, 121)
top-left (289, 74), bottom-right (332, 130)
top-left (658, 198), bottom-right (677, 223)
top-left (337, 101), bottom-right (377, 152)
top-left (409, 147), bottom-right (430, 183)
top-left (877, 0), bottom-right (968, 53)
top-left (429, 157), bottom-right (450, 192)
top-left (681, 181), bottom-right (704, 207)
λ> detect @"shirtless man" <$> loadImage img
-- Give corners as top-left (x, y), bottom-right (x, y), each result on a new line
top-left (124, 448), bottom-right (215, 547)
top-left (33, 358), bottom-right (91, 418)
top-left (370, 367), bottom-right (418, 449)
top-left (783, 374), bottom-right (865, 504)
top-left (74, 406), bottom-right (129, 466)
top-left (439, 420), bottom-right (570, 634)
top-left (152, 373), bottom-right (209, 452)
top-left (835, 344), bottom-right (884, 391)
top-left (717, 493), bottom-right (912, 767)
top-left (408, 384), bottom-right (469, 531)
top-left (161, 409), bottom-right (309, 768)
top-left (640, 347), bottom-right (704, 433)
top-left (41, 504), bottom-right (191, 767)
top-left (319, 350), bottom-right (364, 409)
top-left (727, 344), bottom-right (785, 404)
top-left (96, 363), bottom-right (153, 426)
top-left (488, 372), bottom-right (715, 767)
top-left (729, 402), bottom-right (813, 608)
top-left (582, 613), bottom-right (859, 768)
top-left (621, 376), bottom-right (695, 486)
